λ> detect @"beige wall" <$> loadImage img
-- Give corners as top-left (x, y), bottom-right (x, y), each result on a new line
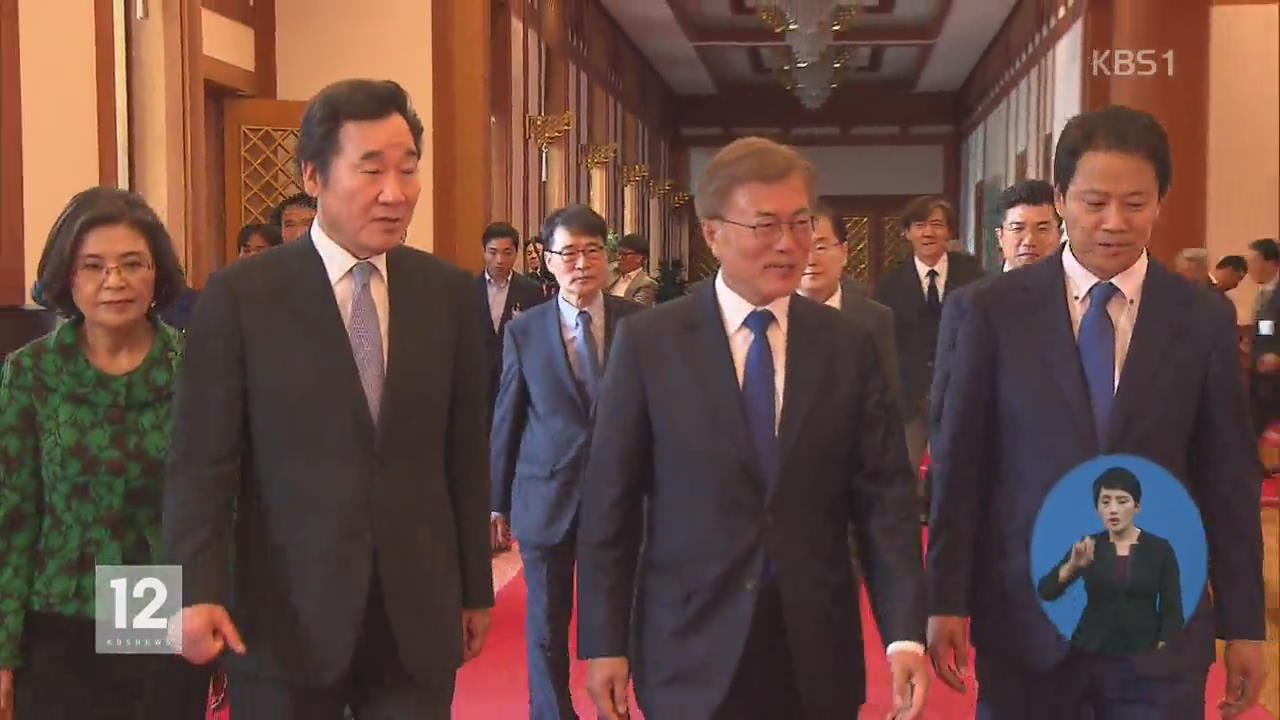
top-left (275, 0), bottom-right (434, 251)
top-left (17, 0), bottom-right (100, 301)
top-left (1207, 3), bottom-right (1280, 322)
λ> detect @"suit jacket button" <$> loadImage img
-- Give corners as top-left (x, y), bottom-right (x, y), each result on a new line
top-left (745, 579), bottom-right (757, 591)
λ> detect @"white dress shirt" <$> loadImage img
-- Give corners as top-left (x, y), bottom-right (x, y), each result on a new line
top-left (610, 267), bottom-right (641, 297)
top-left (720, 274), bottom-right (921, 657)
top-left (914, 252), bottom-right (949, 300)
top-left (486, 270), bottom-right (513, 332)
top-left (715, 272), bottom-right (789, 432)
top-left (311, 220), bottom-right (390, 370)
top-left (823, 285), bottom-right (844, 311)
top-left (557, 291), bottom-right (606, 376)
top-left (1062, 243), bottom-right (1147, 390)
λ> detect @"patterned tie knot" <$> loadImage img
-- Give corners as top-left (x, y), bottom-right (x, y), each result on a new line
top-left (1088, 281), bottom-right (1120, 307)
top-left (743, 308), bottom-right (775, 336)
top-left (577, 309), bottom-right (592, 329)
top-left (351, 261), bottom-right (375, 291)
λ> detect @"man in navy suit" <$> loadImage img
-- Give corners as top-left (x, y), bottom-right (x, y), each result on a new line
top-left (577, 137), bottom-right (929, 720)
top-left (477, 222), bottom-right (545, 420)
top-left (489, 204), bottom-right (643, 719)
top-left (927, 106), bottom-right (1268, 719)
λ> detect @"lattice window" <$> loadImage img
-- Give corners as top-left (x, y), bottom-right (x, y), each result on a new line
top-left (238, 126), bottom-right (303, 226)
top-left (882, 215), bottom-right (910, 271)
top-left (843, 215), bottom-right (871, 282)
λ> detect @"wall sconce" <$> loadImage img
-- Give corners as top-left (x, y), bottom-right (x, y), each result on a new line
top-left (526, 112), bottom-right (574, 181)
top-left (581, 143), bottom-right (619, 168)
top-left (648, 179), bottom-right (673, 197)
top-left (670, 191), bottom-right (692, 209)
top-left (621, 164), bottom-right (650, 186)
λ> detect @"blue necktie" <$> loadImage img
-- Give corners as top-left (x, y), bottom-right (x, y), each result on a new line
top-left (574, 309), bottom-right (601, 406)
top-left (348, 262), bottom-right (385, 425)
top-left (742, 309), bottom-right (778, 490)
top-left (1078, 281), bottom-right (1119, 444)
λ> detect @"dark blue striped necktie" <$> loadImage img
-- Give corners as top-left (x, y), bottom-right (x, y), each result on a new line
top-left (1079, 281), bottom-right (1120, 444)
top-left (742, 309), bottom-right (778, 490)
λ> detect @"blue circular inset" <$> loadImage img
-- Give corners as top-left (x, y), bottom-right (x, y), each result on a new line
top-left (1029, 454), bottom-right (1207, 653)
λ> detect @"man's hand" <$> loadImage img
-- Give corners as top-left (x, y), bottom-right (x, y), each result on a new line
top-left (887, 649), bottom-right (928, 720)
top-left (490, 513), bottom-right (511, 552)
top-left (1219, 639), bottom-right (1268, 718)
top-left (0, 668), bottom-right (13, 720)
top-left (585, 656), bottom-right (631, 720)
top-left (179, 604), bottom-right (246, 665)
top-left (461, 608), bottom-right (492, 662)
top-left (926, 615), bottom-right (970, 693)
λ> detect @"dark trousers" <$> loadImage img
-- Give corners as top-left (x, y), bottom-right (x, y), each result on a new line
top-left (13, 611), bottom-right (210, 720)
top-left (712, 580), bottom-right (805, 720)
top-left (226, 573), bottom-right (452, 720)
top-left (976, 651), bottom-right (1206, 720)
top-left (519, 536), bottom-right (578, 720)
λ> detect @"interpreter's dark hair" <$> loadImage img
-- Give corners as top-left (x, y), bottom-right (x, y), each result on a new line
top-left (1092, 467), bottom-right (1143, 506)
top-left (35, 187), bottom-right (185, 318)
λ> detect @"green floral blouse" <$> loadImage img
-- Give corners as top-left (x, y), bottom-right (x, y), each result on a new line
top-left (0, 318), bottom-right (182, 667)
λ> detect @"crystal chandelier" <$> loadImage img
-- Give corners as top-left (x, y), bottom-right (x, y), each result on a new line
top-left (757, 0), bottom-right (859, 108)
top-left (775, 46), bottom-right (854, 110)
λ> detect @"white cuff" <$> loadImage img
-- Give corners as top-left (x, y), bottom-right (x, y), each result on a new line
top-left (885, 640), bottom-right (926, 657)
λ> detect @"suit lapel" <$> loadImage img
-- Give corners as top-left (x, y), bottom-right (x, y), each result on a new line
top-left (1107, 263), bottom-right (1185, 449)
top-left (1027, 253), bottom-right (1096, 449)
top-left (475, 275), bottom-right (497, 337)
top-left (776, 300), bottom-right (828, 478)
top-left (687, 287), bottom-right (757, 482)
top-left (500, 278), bottom-right (523, 331)
top-left (292, 236), bottom-right (377, 443)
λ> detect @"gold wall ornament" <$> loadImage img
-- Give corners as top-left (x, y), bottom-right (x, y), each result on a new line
top-left (621, 164), bottom-right (650, 186)
top-left (525, 112), bottom-right (574, 151)
top-left (670, 191), bottom-right (692, 209)
top-left (580, 143), bottom-right (619, 168)
top-left (648, 179), bottom-right (673, 197)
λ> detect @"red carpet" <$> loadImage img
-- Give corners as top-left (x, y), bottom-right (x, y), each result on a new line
top-left (454, 562), bottom-right (1273, 719)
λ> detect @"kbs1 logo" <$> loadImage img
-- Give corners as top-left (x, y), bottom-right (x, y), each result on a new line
top-left (1091, 49), bottom-right (1174, 77)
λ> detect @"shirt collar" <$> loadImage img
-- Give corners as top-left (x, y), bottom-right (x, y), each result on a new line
top-left (557, 291), bottom-right (605, 328)
top-left (311, 219), bottom-right (388, 287)
top-left (823, 284), bottom-right (843, 310)
top-left (1062, 241), bottom-right (1148, 304)
top-left (914, 252), bottom-right (948, 281)
top-left (715, 271), bottom-right (791, 337)
top-left (1263, 273), bottom-right (1279, 293)
top-left (486, 269), bottom-right (512, 288)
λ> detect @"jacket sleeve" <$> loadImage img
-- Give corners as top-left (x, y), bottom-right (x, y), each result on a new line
top-left (1037, 546), bottom-right (1079, 601)
top-left (0, 352), bottom-right (41, 667)
top-left (1157, 539), bottom-right (1185, 642)
top-left (490, 325), bottom-right (528, 515)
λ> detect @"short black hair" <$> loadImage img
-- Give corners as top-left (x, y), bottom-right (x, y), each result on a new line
top-left (994, 179), bottom-right (1059, 225)
top-left (482, 222), bottom-right (520, 250)
top-left (35, 186), bottom-right (186, 317)
top-left (901, 195), bottom-right (955, 236)
top-left (296, 79), bottom-right (424, 182)
top-left (1250, 238), bottom-right (1280, 263)
top-left (267, 192), bottom-right (317, 228)
top-left (540, 204), bottom-right (609, 250)
top-left (1216, 255), bottom-right (1247, 273)
top-left (812, 198), bottom-right (847, 244)
top-left (1092, 466), bottom-right (1142, 506)
top-left (524, 235), bottom-right (544, 251)
top-left (1054, 105), bottom-right (1172, 199)
top-left (237, 223), bottom-right (284, 251)
top-left (618, 233), bottom-right (649, 257)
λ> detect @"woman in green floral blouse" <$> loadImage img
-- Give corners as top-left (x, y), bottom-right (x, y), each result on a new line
top-left (0, 187), bottom-right (210, 718)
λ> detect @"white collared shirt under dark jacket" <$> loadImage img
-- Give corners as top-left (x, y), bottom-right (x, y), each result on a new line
top-left (928, 244), bottom-right (1265, 709)
top-left (576, 273), bottom-right (926, 719)
top-left (163, 227), bottom-right (494, 709)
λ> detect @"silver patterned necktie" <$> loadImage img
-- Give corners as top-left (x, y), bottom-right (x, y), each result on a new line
top-left (348, 261), bottom-right (385, 424)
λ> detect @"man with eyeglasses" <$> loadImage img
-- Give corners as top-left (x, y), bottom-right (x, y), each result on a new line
top-left (874, 196), bottom-right (985, 511)
top-left (608, 233), bottom-right (659, 307)
top-left (578, 137), bottom-right (928, 720)
top-left (490, 203), bottom-right (644, 720)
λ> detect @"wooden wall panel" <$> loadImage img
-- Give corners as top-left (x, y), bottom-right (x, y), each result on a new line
top-left (0, 0), bottom-right (23, 303)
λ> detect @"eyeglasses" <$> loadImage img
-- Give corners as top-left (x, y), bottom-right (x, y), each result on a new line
top-left (75, 258), bottom-right (154, 280)
top-left (718, 216), bottom-right (815, 243)
top-left (546, 245), bottom-right (606, 264)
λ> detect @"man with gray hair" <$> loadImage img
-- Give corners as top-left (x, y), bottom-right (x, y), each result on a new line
top-left (577, 136), bottom-right (928, 719)
top-left (1174, 247), bottom-right (1212, 288)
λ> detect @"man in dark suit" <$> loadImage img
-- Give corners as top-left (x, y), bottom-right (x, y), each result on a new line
top-left (490, 204), bottom-right (643, 719)
top-left (577, 137), bottom-right (929, 720)
top-left (798, 198), bottom-right (900, 408)
top-left (478, 222), bottom-right (545, 419)
top-left (930, 179), bottom-right (1061, 436)
top-left (163, 79), bottom-right (494, 719)
top-left (927, 106), bottom-right (1268, 719)
top-left (873, 196), bottom-right (984, 487)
